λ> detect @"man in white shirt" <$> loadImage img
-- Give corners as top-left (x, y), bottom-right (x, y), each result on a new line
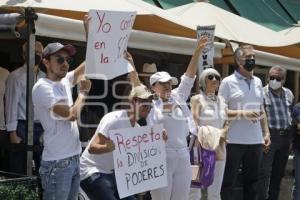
top-left (32, 42), bottom-right (90, 200)
top-left (219, 45), bottom-right (270, 200)
top-left (80, 85), bottom-right (154, 200)
top-left (0, 66), bottom-right (9, 171)
top-left (5, 41), bottom-right (44, 174)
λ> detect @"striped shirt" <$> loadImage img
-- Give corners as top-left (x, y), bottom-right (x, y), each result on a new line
top-left (263, 86), bottom-right (293, 129)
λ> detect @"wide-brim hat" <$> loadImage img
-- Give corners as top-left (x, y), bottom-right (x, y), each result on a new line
top-left (139, 63), bottom-right (158, 77)
top-left (129, 85), bottom-right (153, 99)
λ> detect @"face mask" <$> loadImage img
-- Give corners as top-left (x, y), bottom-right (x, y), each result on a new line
top-left (269, 79), bottom-right (282, 90)
top-left (35, 54), bottom-right (41, 66)
top-left (243, 59), bottom-right (255, 72)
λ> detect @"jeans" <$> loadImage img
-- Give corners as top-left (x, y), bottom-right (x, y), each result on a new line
top-left (39, 155), bottom-right (80, 200)
top-left (9, 120), bottom-right (43, 174)
top-left (257, 130), bottom-right (290, 200)
top-left (221, 144), bottom-right (263, 200)
top-left (80, 172), bottom-right (136, 200)
top-left (293, 149), bottom-right (300, 200)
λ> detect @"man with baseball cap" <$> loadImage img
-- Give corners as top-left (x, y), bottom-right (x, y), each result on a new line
top-left (80, 85), bottom-right (157, 200)
top-left (32, 42), bottom-right (90, 199)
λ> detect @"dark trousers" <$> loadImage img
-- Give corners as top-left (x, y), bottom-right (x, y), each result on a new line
top-left (9, 120), bottom-right (43, 174)
top-left (221, 144), bottom-right (263, 200)
top-left (257, 130), bottom-right (290, 200)
top-left (0, 130), bottom-right (10, 171)
top-left (80, 172), bottom-right (136, 200)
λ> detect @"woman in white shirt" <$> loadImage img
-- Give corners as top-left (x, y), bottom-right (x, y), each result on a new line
top-left (127, 38), bottom-right (207, 200)
top-left (189, 68), bottom-right (228, 200)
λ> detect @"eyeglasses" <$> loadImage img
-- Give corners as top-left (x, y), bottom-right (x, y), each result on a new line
top-left (270, 76), bottom-right (282, 81)
top-left (54, 55), bottom-right (73, 65)
top-left (207, 75), bottom-right (220, 81)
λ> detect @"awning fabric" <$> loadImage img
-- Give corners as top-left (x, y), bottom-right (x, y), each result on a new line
top-left (278, 0), bottom-right (300, 21)
top-left (167, 2), bottom-right (300, 47)
top-left (227, 0), bottom-right (295, 31)
top-left (208, 0), bottom-right (232, 12)
top-left (154, 0), bottom-right (193, 9)
top-left (35, 13), bottom-right (225, 57)
top-left (35, 13), bottom-right (300, 71)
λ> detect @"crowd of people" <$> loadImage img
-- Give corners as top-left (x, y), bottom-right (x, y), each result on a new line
top-left (0, 16), bottom-right (300, 200)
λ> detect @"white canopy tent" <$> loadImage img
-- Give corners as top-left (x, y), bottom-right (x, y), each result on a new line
top-left (1, 0), bottom-right (300, 70)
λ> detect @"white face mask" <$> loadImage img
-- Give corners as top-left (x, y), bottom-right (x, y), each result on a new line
top-left (269, 79), bottom-right (282, 90)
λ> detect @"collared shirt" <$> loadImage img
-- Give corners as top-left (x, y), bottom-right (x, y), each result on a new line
top-left (235, 70), bottom-right (254, 89)
top-left (147, 74), bottom-right (197, 149)
top-left (0, 67), bottom-right (9, 130)
top-left (263, 85), bottom-right (293, 129)
top-left (5, 65), bottom-right (45, 131)
top-left (218, 70), bottom-right (264, 144)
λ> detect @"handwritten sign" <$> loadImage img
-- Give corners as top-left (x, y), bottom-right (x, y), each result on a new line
top-left (109, 124), bottom-right (167, 199)
top-left (85, 10), bottom-right (136, 80)
top-left (197, 25), bottom-right (215, 72)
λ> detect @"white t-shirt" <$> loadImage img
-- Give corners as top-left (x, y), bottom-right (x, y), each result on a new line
top-left (32, 71), bottom-right (81, 161)
top-left (80, 110), bottom-right (138, 180)
top-left (0, 67), bottom-right (9, 130)
top-left (218, 71), bottom-right (264, 144)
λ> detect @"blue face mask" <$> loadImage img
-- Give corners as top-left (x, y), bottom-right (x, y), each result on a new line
top-left (243, 59), bottom-right (255, 72)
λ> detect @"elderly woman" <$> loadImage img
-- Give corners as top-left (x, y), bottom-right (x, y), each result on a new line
top-left (189, 68), bottom-right (228, 200)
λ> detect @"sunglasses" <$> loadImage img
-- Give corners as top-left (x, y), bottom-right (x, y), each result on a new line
top-left (54, 55), bottom-right (73, 65)
top-left (270, 76), bottom-right (282, 81)
top-left (207, 74), bottom-right (220, 81)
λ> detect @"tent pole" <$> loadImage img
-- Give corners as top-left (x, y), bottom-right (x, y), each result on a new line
top-left (25, 7), bottom-right (37, 176)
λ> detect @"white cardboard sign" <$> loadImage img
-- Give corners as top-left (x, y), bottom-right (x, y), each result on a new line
top-left (197, 25), bottom-right (215, 72)
top-left (109, 124), bottom-right (167, 198)
top-left (85, 10), bottom-right (136, 80)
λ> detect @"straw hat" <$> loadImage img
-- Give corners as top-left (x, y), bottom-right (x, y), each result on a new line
top-left (139, 63), bottom-right (158, 77)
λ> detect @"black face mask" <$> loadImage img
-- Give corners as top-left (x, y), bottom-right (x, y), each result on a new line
top-left (243, 59), bottom-right (255, 72)
top-left (35, 54), bottom-right (41, 66)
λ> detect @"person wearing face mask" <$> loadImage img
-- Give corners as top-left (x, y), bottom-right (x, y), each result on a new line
top-left (5, 41), bottom-right (45, 174)
top-left (257, 65), bottom-right (294, 200)
top-left (218, 45), bottom-right (271, 200)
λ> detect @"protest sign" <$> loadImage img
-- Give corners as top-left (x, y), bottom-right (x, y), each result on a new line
top-left (197, 25), bottom-right (215, 72)
top-left (109, 124), bottom-right (167, 198)
top-left (85, 10), bottom-right (136, 80)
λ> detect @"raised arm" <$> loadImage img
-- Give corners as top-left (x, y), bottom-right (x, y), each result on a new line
top-left (72, 61), bottom-right (86, 85)
top-left (52, 79), bottom-right (91, 121)
top-left (124, 51), bottom-right (142, 87)
top-left (185, 37), bottom-right (208, 77)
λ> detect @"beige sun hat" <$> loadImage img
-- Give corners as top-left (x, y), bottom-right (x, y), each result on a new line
top-left (139, 63), bottom-right (158, 77)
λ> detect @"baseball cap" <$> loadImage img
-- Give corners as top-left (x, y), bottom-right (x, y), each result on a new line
top-left (42, 42), bottom-right (76, 58)
top-left (149, 71), bottom-right (178, 86)
top-left (129, 85), bottom-right (153, 99)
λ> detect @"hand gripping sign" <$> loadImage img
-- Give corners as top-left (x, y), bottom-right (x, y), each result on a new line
top-left (85, 10), bottom-right (136, 80)
top-left (109, 124), bottom-right (167, 199)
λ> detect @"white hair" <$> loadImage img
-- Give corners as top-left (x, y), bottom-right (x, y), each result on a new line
top-left (199, 68), bottom-right (221, 91)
